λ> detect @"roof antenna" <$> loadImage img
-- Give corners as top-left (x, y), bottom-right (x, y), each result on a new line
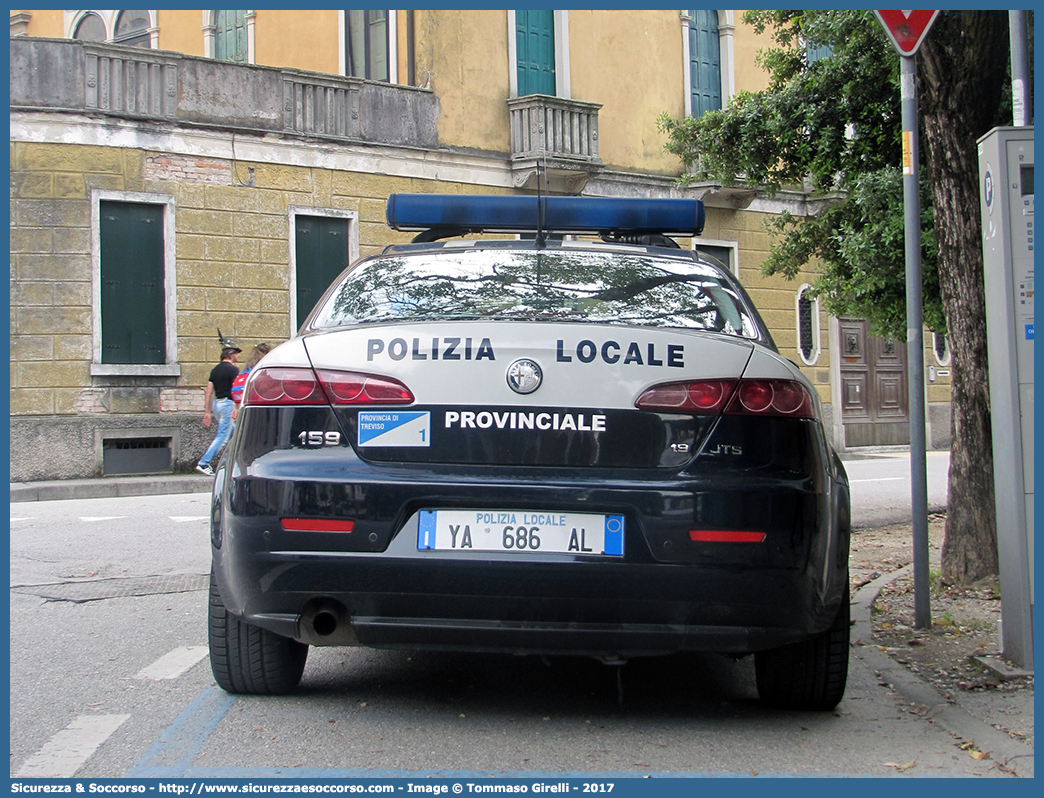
top-left (535, 142), bottom-right (547, 249)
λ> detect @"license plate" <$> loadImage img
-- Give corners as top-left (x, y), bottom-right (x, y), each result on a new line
top-left (417, 509), bottom-right (624, 556)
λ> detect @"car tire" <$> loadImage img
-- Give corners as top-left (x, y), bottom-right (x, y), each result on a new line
top-left (208, 570), bottom-right (308, 695)
top-left (754, 587), bottom-right (850, 711)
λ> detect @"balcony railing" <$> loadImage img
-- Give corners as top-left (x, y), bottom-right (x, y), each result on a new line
top-left (11, 37), bottom-right (439, 149)
top-left (507, 94), bottom-right (602, 194)
top-left (84, 46), bottom-right (179, 119)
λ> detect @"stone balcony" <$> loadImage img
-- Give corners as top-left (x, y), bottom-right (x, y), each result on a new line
top-left (10, 37), bottom-right (440, 149)
top-left (507, 94), bottom-right (602, 194)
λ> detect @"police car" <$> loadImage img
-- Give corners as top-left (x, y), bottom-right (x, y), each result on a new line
top-left (208, 194), bottom-right (852, 710)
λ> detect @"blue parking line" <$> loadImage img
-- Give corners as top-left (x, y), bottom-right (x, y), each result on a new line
top-left (125, 686), bottom-right (236, 777)
top-left (122, 688), bottom-right (972, 780)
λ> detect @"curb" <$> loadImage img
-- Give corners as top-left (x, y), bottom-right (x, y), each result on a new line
top-left (851, 566), bottom-right (1035, 777)
top-left (10, 475), bottom-right (214, 503)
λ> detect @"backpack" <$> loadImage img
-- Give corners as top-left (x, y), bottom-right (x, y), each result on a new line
top-left (230, 369), bottom-right (250, 404)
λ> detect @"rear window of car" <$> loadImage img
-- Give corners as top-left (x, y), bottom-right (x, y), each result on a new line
top-left (309, 248), bottom-right (762, 338)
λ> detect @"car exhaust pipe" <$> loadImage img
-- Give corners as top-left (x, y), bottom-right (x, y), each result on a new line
top-left (312, 609), bottom-right (338, 637)
top-left (298, 599), bottom-right (359, 646)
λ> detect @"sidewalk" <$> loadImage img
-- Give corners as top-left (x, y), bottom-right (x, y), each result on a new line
top-left (852, 566), bottom-right (1034, 777)
top-left (10, 473), bottom-right (213, 503)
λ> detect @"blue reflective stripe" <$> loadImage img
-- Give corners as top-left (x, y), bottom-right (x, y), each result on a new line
top-left (604, 514), bottom-right (624, 556)
top-left (418, 510), bottom-right (437, 550)
top-left (386, 194), bottom-right (705, 237)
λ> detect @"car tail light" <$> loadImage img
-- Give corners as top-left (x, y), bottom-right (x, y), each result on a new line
top-left (316, 370), bottom-right (414, 404)
top-left (635, 379), bottom-right (737, 413)
top-left (636, 379), bottom-right (813, 418)
top-left (245, 367), bottom-right (414, 406)
top-left (281, 518), bottom-right (355, 532)
top-left (247, 367), bottom-right (327, 405)
top-left (689, 529), bottom-right (766, 543)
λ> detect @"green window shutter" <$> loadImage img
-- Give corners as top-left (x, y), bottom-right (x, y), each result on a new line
top-left (807, 43), bottom-right (833, 65)
top-left (696, 244), bottom-right (732, 274)
top-left (215, 10), bottom-right (247, 63)
top-left (689, 10), bottom-right (721, 117)
top-left (100, 201), bottom-right (166, 365)
top-left (516, 10), bottom-right (555, 96)
top-left (296, 216), bottom-right (351, 330)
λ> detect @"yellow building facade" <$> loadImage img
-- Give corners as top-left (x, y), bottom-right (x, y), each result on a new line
top-left (9, 9), bottom-right (951, 480)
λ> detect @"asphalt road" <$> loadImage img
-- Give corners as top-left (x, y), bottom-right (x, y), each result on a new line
top-left (10, 460), bottom-right (1025, 780)
top-left (843, 449), bottom-right (949, 528)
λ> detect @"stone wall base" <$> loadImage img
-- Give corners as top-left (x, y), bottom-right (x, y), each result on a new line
top-left (10, 414), bottom-right (214, 482)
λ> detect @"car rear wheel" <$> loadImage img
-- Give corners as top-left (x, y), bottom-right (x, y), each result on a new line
top-left (754, 587), bottom-right (850, 711)
top-left (208, 570), bottom-right (308, 694)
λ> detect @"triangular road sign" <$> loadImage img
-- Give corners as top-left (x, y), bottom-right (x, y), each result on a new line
top-left (875, 10), bottom-right (940, 56)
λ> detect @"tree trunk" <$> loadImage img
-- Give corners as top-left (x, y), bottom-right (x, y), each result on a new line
top-left (918, 11), bottom-right (1010, 583)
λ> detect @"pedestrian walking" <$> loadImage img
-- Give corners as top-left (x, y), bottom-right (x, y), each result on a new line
top-left (230, 342), bottom-right (271, 420)
top-left (196, 332), bottom-right (241, 476)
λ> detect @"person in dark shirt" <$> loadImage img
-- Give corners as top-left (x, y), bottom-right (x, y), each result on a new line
top-left (196, 339), bottom-right (241, 476)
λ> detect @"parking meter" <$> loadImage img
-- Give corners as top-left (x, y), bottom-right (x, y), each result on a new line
top-left (977, 126), bottom-right (1034, 669)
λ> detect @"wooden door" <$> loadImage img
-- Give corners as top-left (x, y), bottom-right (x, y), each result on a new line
top-left (839, 317), bottom-right (909, 447)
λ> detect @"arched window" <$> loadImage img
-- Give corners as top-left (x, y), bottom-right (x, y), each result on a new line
top-left (215, 10), bottom-right (248, 63)
top-left (688, 10), bottom-right (721, 117)
top-left (796, 285), bottom-right (820, 365)
top-left (73, 12), bottom-right (106, 42)
top-left (933, 332), bottom-right (951, 366)
top-left (114, 10), bottom-right (151, 47)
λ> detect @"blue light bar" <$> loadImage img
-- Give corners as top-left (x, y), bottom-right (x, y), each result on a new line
top-left (386, 194), bottom-right (705, 238)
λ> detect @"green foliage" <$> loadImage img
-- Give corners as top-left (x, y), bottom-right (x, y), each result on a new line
top-left (658, 9), bottom-right (943, 339)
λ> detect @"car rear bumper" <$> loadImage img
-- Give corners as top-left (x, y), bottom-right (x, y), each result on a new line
top-left (211, 470), bottom-right (850, 657)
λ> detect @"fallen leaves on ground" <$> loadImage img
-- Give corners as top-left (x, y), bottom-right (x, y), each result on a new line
top-left (884, 761), bottom-right (916, 771)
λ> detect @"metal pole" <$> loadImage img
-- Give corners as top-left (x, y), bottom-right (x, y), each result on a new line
top-left (900, 55), bottom-right (931, 629)
top-left (1009, 11), bottom-right (1031, 126)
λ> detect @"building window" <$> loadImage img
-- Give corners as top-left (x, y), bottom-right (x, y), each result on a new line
top-left (91, 191), bottom-right (179, 376)
top-left (114, 10), bottom-right (151, 47)
top-left (688, 10), bottom-right (721, 117)
top-left (796, 285), bottom-right (821, 366)
top-left (73, 12), bottom-right (106, 41)
top-left (67, 11), bottom-right (156, 47)
top-left (933, 332), bottom-right (951, 366)
top-left (694, 240), bottom-right (738, 277)
top-left (516, 9), bottom-right (555, 96)
top-left (99, 202), bottom-right (164, 364)
top-left (214, 10), bottom-right (248, 63)
top-left (806, 43), bottom-right (833, 65)
top-left (346, 10), bottom-right (389, 81)
top-left (289, 207), bottom-right (360, 335)
top-left (508, 10), bottom-right (569, 99)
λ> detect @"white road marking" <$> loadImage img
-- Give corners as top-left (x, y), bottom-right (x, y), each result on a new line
top-left (169, 515), bottom-right (210, 523)
top-left (848, 477), bottom-right (907, 483)
top-left (15, 714), bottom-right (130, 777)
top-left (10, 516), bottom-right (31, 522)
top-left (136, 646), bottom-right (209, 680)
top-left (79, 516), bottom-right (128, 522)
